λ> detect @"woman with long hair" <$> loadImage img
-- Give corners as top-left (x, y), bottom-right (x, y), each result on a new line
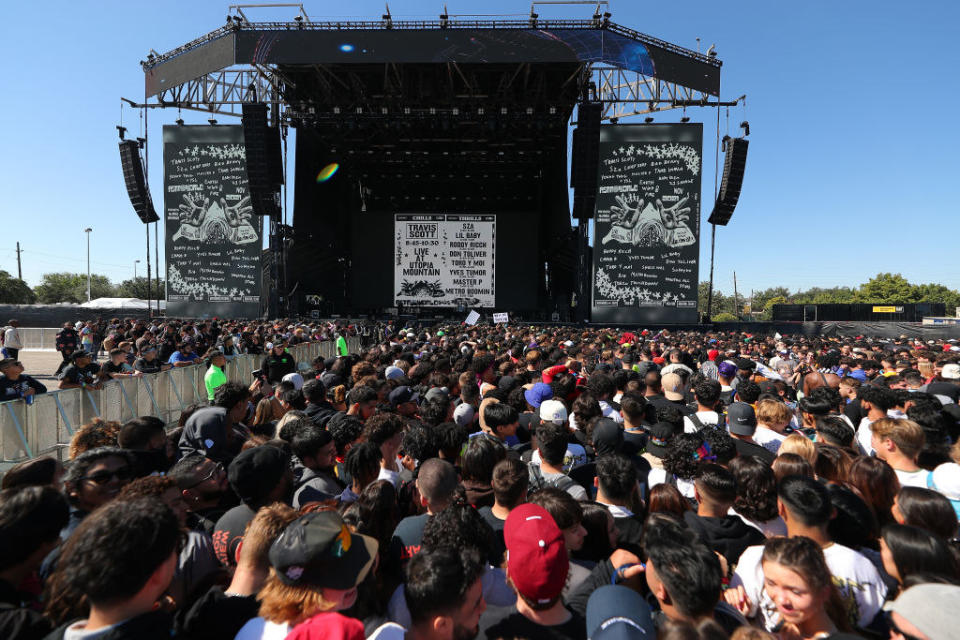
top-left (847, 456), bottom-right (900, 529)
top-left (729, 455), bottom-right (785, 537)
top-left (880, 524), bottom-right (960, 592)
top-left (760, 536), bottom-right (849, 639)
top-left (892, 486), bottom-right (960, 540)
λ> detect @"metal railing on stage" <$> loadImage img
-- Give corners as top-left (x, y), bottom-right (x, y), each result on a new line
top-left (0, 338), bottom-right (360, 464)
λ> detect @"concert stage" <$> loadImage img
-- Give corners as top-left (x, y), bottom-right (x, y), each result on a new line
top-left (140, 8), bottom-right (725, 321)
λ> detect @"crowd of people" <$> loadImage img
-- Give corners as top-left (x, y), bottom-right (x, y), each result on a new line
top-left (2, 320), bottom-right (960, 639)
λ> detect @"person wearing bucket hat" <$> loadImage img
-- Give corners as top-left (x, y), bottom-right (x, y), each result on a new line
top-left (884, 583), bottom-right (960, 640)
top-left (234, 510), bottom-right (376, 640)
top-left (642, 422), bottom-right (678, 490)
top-left (478, 503), bottom-right (586, 639)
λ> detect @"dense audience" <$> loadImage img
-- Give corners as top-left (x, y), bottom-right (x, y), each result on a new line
top-left (2, 320), bottom-right (960, 638)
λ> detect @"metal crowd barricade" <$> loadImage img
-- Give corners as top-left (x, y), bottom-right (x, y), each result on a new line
top-left (0, 338), bottom-right (360, 464)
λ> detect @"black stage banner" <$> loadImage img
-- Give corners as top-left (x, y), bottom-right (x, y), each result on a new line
top-left (591, 124), bottom-right (702, 324)
top-left (163, 125), bottom-right (261, 318)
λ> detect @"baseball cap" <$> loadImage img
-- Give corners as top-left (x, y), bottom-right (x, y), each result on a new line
top-left (269, 511), bottom-right (377, 590)
top-left (504, 504), bottom-right (568, 604)
top-left (943, 363), bottom-right (960, 380)
top-left (707, 349), bottom-right (719, 361)
top-left (423, 387), bottom-right (449, 404)
top-left (586, 585), bottom-right (655, 640)
top-left (282, 372), bottom-right (304, 390)
top-left (228, 446), bottom-right (290, 505)
top-left (645, 422), bottom-right (676, 458)
top-left (539, 399), bottom-right (568, 425)
top-left (727, 402), bottom-right (757, 436)
top-left (453, 402), bottom-right (475, 427)
top-left (661, 373), bottom-right (685, 402)
top-left (661, 363), bottom-right (692, 377)
top-left (884, 583), bottom-right (960, 640)
top-left (71, 350), bottom-right (92, 361)
top-left (524, 382), bottom-right (553, 409)
top-left (384, 365), bottom-right (405, 380)
top-left (388, 385), bottom-right (419, 407)
top-left (717, 361), bottom-right (737, 378)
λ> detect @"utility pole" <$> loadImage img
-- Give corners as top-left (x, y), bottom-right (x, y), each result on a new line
top-left (15, 242), bottom-right (22, 280)
top-left (84, 228), bottom-right (93, 302)
top-left (733, 271), bottom-right (740, 321)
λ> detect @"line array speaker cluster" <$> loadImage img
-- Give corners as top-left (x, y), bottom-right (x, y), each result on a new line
top-left (242, 103), bottom-right (284, 216)
top-left (708, 136), bottom-right (748, 226)
top-left (119, 140), bottom-right (159, 224)
top-left (571, 102), bottom-right (603, 220)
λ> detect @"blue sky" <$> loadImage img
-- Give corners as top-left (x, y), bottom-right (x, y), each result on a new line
top-left (1, 1), bottom-right (958, 297)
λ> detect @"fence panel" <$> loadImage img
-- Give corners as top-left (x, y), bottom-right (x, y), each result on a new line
top-left (0, 338), bottom-right (363, 464)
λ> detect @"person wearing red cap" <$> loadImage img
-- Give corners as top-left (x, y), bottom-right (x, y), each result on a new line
top-left (477, 503), bottom-right (586, 639)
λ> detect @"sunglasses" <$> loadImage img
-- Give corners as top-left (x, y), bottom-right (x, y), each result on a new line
top-left (186, 462), bottom-right (224, 489)
top-left (81, 466), bottom-right (134, 485)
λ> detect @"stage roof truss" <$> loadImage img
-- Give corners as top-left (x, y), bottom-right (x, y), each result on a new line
top-left (142, 16), bottom-right (725, 122)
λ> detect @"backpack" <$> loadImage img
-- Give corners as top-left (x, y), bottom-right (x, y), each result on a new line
top-left (527, 462), bottom-right (577, 494)
top-left (687, 411), bottom-right (727, 431)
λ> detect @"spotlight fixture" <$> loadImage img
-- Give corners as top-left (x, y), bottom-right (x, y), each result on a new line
top-left (176, 118), bottom-right (184, 126)
top-left (644, 117), bottom-right (654, 123)
top-left (681, 116), bottom-right (690, 123)
top-left (740, 120), bottom-right (751, 136)
top-left (208, 118), bottom-right (217, 125)
top-left (136, 137), bottom-right (146, 149)
top-left (115, 125), bottom-right (127, 140)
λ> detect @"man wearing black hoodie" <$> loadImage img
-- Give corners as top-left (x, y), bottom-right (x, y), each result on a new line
top-left (302, 379), bottom-right (336, 428)
top-left (683, 463), bottom-right (764, 567)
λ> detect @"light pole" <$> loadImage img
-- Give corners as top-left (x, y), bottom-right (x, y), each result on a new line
top-left (134, 259), bottom-right (140, 280)
top-left (84, 228), bottom-right (92, 302)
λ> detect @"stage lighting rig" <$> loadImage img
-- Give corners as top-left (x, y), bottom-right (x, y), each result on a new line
top-left (175, 118), bottom-right (184, 126)
top-left (740, 121), bottom-right (750, 136)
top-left (208, 118), bottom-right (217, 125)
top-left (681, 116), bottom-right (690, 123)
top-left (644, 117), bottom-right (654, 123)
top-left (116, 125), bottom-right (127, 140)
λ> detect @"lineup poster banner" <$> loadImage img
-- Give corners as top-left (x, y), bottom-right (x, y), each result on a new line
top-left (163, 125), bottom-right (261, 318)
top-left (590, 124), bottom-right (703, 324)
top-left (394, 214), bottom-right (496, 308)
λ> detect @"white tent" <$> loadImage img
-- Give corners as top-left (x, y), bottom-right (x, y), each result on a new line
top-left (80, 297), bottom-right (167, 310)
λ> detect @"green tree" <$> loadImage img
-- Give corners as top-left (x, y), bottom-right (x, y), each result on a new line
top-left (712, 312), bottom-right (738, 322)
top-left (698, 281), bottom-right (732, 318)
top-left (0, 270), bottom-right (36, 304)
top-left (856, 273), bottom-right (917, 303)
top-left (116, 277), bottom-right (166, 300)
top-left (752, 287), bottom-right (792, 312)
top-left (912, 283), bottom-right (960, 311)
top-left (34, 272), bottom-right (116, 304)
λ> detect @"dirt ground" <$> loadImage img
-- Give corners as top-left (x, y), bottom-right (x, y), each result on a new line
top-left (18, 350), bottom-right (106, 384)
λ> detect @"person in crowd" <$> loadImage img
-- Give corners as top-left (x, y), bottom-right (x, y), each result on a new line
top-left (204, 348), bottom-right (229, 401)
top-left (0, 357), bottom-right (47, 401)
top-left (478, 503), bottom-right (586, 639)
top-left (880, 523), bottom-right (959, 592)
top-left (390, 458), bottom-right (459, 564)
top-left (341, 441), bottom-right (383, 505)
top-left (684, 462), bottom-right (766, 566)
top-left (291, 423), bottom-right (343, 507)
top-left (364, 413), bottom-right (406, 488)
top-left (727, 475), bottom-right (887, 631)
top-left (118, 416), bottom-right (172, 475)
top-left (758, 536), bottom-right (850, 638)
top-left (871, 417), bottom-right (930, 487)
top-left (593, 454), bottom-right (644, 551)
top-left (213, 445), bottom-right (293, 568)
top-left (1, 319), bottom-right (22, 360)
top-left (0, 455), bottom-right (63, 490)
top-left (43, 497), bottom-right (182, 639)
top-left (57, 350), bottom-right (101, 390)
top-left (55, 321), bottom-right (80, 376)
top-left (461, 435), bottom-right (506, 508)
top-left (527, 488), bottom-right (591, 598)
top-left (179, 382), bottom-right (251, 463)
top-left (0, 486), bottom-right (69, 640)
top-left (729, 455), bottom-right (786, 537)
top-left (261, 341), bottom-right (296, 384)
top-left (884, 583), bottom-right (960, 640)
top-left (234, 510), bottom-right (375, 639)
top-left (529, 421), bottom-right (588, 500)
top-left (168, 453), bottom-right (231, 534)
top-left (168, 339), bottom-right (200, 368)
top-left (133, 341), bottom-right (170, 374)
top-left (892, 485), bottom-right (959, 540)
top-left (478, 457), bottom-right (528, 562)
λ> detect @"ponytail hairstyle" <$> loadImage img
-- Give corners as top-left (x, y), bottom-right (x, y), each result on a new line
top-left (761, 536), bottom-right (851, 631)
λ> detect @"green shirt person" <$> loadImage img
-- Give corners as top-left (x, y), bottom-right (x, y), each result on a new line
top-left (204, 350), bottom-right (228, 402)
top-left (336, 333), bottom-right (348, 356)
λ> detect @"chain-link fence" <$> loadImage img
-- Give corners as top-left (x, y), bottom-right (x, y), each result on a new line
top-left (0, 338), bottom-right (358, 463)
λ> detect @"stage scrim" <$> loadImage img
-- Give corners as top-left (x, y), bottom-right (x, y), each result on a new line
top-left (394, 215), bottom-right (496, 308)
top-left (163, 125), bottom-right (262, 318)
top-left (591, 124), bottom-right (702, 324)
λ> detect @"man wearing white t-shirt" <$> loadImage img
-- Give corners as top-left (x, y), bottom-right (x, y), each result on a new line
top-left (854, 385), bottom-right (897, 456)
top-left (871, 417), bottom-right (931, 488)
top-left (683, 379), bottom-right (723, 433)
top-left (752, 398), bottom-right (791, 455)
top-left (727, 476), bottom-right (886, 631)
